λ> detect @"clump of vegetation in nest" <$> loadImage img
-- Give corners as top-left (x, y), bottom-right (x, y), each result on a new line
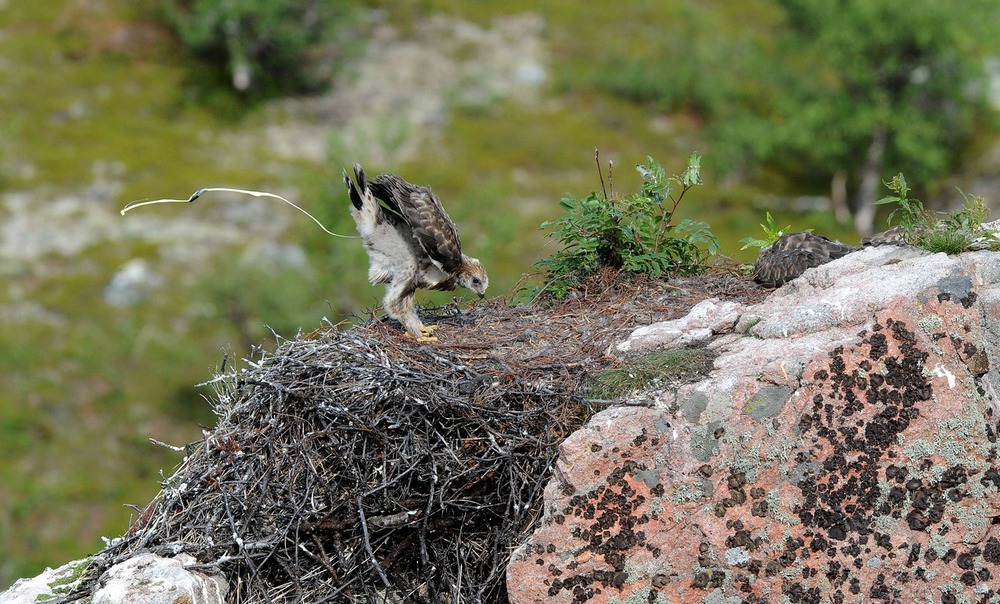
top-left (64, 325), bottom-right (590, 604)
top-left (533, 151), bottom-right (719, 298)
top-left (875, 173), bottom-right (999, 254)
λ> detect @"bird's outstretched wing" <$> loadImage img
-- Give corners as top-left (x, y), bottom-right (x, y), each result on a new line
top-left (368, 173), bottom-right (464, 275)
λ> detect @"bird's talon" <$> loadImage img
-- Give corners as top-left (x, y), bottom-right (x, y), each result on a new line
top-left (416, 325), bottom-right (438, 342)
top-left (404, 328), bottom-right (439, 343)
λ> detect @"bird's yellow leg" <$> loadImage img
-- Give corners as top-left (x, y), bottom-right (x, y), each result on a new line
top-left (417, 324), bottom-right (439, 342)
top-left (404, 324), bottom-right (439, 342)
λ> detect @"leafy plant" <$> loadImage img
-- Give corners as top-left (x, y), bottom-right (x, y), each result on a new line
top-left (739, 212), bottom-right (808, 250)
top-left (943, 189), bottom-right (1000, 251)
top-left (534, 152), bottom-right (718, 297)
top-left (875, 173), bottom-right (997, 253)
top-left (875, 173), bottom-right (926, 237)
top-left (947, 188), bottom-right (991, 234)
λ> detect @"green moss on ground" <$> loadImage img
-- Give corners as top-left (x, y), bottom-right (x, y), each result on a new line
top-left (590, 348), bottom-right (716, 401)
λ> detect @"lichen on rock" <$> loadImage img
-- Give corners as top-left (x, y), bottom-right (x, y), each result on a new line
top-left (508, 248), bottom-right (1000, 603)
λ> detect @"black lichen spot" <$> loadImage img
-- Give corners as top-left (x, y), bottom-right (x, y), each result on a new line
top-left (957, 551), bottom-right (975, 570)
top-left (868, 333), bottom-right (888, 360)
top-left (751, 500), bottom-right (769, 518)
top-left (981, 468), bottom-right (1000, 490)
top-left (984, 537), bottom-right (1000, 565)
top-left (939, 465), bottom-right (968, 489)
top-left (868, 572), bottom-right (900, 601)
top-left (906, 511), bottom-right (927, 531)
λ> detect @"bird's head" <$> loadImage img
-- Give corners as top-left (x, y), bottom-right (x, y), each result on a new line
top-left (458, 256), bottom-right (489, 298)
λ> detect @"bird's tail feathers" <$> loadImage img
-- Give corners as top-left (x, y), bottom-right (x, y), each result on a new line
top-left (343, 164), bottom-right (368, 211)
top-left (344, 163), bottom-right (381, 234)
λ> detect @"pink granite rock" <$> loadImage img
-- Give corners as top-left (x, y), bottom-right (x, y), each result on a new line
top-left (509, 248), bottom-right (1000, 604)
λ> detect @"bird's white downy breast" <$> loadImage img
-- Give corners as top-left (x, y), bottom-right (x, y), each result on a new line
top-left (364, 222), bottom-right (418, 284)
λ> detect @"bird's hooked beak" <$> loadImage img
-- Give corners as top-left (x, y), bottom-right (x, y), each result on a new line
top-left (477, 292), bottom-right (486, 299)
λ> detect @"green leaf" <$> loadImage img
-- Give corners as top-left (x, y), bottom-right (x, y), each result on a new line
top-left (739, 236), bottom-right (769, 250)
top-left (763, 212), bottom-right (777, 230)
top-left (681, 153), bottom-right (702, 188)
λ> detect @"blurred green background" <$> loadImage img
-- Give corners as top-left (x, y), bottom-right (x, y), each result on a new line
top-left (2, 0), bottom-right (999, 587)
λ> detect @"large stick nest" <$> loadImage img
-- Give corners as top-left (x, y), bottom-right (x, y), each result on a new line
top-left (73, 270), bottom-right (765, 603)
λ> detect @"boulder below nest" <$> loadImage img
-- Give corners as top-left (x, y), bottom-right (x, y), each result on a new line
top-left (508, 246), bottom-right (1000, 604)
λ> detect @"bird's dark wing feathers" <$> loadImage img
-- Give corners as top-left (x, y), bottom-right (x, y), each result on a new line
top-left (753, 232), bottom-right (859, 288)
top-left (771, 232), bottom-right (855, 258)
top-left (369, 173), bottom-right (464, 274)
top-left (753, 248), bottom-right (828, 288)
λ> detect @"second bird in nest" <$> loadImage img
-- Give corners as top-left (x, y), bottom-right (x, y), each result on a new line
top-left (752, 229), bottom-right (902, 288)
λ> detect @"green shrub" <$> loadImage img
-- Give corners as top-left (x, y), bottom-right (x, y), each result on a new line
top-left (161, 0), bottom-right (355, 95)
top-left (875, 173), bottom-right (997, 253)
top-left (534, 153), bottom-right (718, 297)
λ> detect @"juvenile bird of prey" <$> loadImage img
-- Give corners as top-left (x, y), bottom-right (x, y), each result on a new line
top-left (343, 164), bottom-right (488, 339)
top-left (752, 232), bottom-right (857, 288)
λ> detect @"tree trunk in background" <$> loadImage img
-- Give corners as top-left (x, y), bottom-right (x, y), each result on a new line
top-left (830, 169), bottom-right (850, 225)
top-left (852, 125), bottom-right (887, 236)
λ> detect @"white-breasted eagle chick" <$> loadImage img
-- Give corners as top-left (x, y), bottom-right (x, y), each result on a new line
top-left (343, 164), bottom-right (488, 339)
